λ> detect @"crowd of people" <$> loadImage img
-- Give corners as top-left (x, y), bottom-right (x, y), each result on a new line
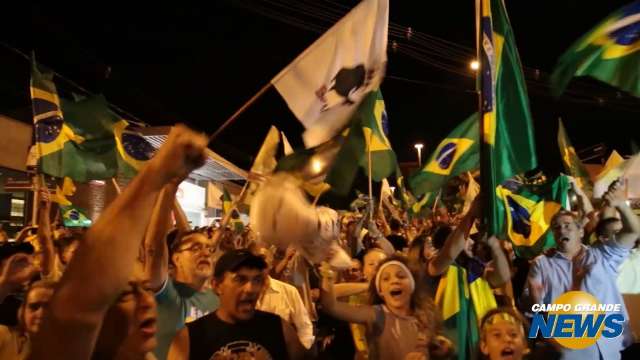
top-left (0, 124), bottom-right (638, 359)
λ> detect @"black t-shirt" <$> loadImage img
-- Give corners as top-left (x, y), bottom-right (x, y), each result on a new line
top-left (187, 310), bottom-right (288, 360)
top-left (387, 234), bottom-right (407, 251)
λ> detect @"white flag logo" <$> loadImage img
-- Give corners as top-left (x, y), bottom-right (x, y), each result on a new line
top-left (271, 0), bottom-right (388, 148)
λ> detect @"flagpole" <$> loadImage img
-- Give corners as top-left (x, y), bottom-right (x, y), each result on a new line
top-left (475, 0), bottom-right (486, 229)
top-left (312, 191), bottom-right (322, 206)
top-left (111, 178), bottom-right (122, 194)
top-left (368, 131), bottom-right (374, 223)
top-left (31, 174), bottom-right (45, 226)
top-left (209, 83), bottom-right (273, 143)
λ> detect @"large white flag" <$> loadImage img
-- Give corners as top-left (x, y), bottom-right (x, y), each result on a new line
top-left (271, 0), bottom-right (388, 148)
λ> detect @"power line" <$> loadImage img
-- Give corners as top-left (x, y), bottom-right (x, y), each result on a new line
top-left (245, 0), bottom-right (640, 110)
top-left (0, 41), bottom-right (148, 127)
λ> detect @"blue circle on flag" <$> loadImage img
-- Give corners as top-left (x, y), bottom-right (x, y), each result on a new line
top-left (122, 127), bottom-right (155, 161)
top-left (69, 209), bottom-right (80, 221)
top-left (436, 142), bottom-right (457, 170)
top-left (610, 3), bottom-right (640, 45)
top-left (36, 117), bottom-right (63, 143)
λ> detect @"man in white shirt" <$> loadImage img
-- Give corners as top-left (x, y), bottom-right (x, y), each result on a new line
top-left (256, 247), bottom-right (315, 349)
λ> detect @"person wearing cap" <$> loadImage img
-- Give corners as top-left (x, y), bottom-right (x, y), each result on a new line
top-left (168, 249), bottom-right (310, 360)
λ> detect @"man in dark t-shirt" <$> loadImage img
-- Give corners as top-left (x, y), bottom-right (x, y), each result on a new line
top-left (168, 249), bottom-right (312, 360)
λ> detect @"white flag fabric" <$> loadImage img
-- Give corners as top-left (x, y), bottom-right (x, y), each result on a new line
top-left (244, 126), bottom-right (281, 206)
top-left (271, 0), bottom-right (389, 148)
top-left (593, 150), bottom-right (626, 198)
top-left (206, 182), bottom-right (223, 209)
top-left (281, 131), bottom-right (294, 155)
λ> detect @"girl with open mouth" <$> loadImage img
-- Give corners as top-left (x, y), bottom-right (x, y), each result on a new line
top-left (320, 255), bottom-right (452, 359)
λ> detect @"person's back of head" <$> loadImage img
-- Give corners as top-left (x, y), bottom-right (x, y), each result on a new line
top-left (431, 225), bottom-right (453, 251)
top-left (407, 234), bottom-right (428, 274)
top-left (390, 218), bottom-right (402, 232)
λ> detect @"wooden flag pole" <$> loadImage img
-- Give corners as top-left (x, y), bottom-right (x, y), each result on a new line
top-left (31, 174), bottom-right (46, 226)
top-left (312, 191), bottom-right (322, 206)
top-left (209, 83), bottom-right (273, 143)
top-left (368, 131), bottom-right (374, 223)
top-left (475, 0), bottom-right (486, 229)
top-left (111, 178), bottom-right (122, 195)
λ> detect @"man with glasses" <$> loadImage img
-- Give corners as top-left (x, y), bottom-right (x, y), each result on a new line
top-left (146, 188), bottom-right (220, 359)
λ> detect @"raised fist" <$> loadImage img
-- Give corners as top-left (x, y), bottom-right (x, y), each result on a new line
top-left (150, 124), bottom-right (207, 185)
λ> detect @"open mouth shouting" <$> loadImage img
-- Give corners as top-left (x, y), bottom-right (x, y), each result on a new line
top-left (499, 346), bottom-right (516, 359)
top-left (138, 315), bottom-right (157, 337)
top-left (389, 288), bottom-right (404, 299)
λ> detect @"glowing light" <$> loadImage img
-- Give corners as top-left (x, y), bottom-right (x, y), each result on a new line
top-left (470, 60), bottom-right (479, 71)
top-left (311, 159), bottom-right (323, 174)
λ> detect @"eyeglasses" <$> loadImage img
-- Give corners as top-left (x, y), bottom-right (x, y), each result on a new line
top-left (27, 301), bottom-right (48, 312)
top-left (177, 242), bottom-right (216, 254)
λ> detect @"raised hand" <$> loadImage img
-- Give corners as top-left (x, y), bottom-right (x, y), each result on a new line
top-left (0, 253), bottom-right (38, 291)
top-left (150, 124), bottom-right (208, 185)
top-left (604, 178), bottom-right (627, 209)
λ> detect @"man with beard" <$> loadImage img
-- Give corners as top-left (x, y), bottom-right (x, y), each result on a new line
top-left (146, 189), bottom-right (219, 359)
top-left (168, 249), bottom-right (310, 360)
top-left (527, 179), bottom-right (640, 360)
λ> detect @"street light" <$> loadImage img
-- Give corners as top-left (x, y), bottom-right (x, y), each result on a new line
top-left (470, 60), bottom-right (479, 71)
top-left (414, 143), bottom-right (424, 167)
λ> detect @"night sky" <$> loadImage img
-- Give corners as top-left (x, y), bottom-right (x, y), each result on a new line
top-left (2, 0), bottom-right (640, 180)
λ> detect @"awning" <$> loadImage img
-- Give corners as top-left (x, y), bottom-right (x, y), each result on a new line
top-left (140, 126), bottom-right (247, 181)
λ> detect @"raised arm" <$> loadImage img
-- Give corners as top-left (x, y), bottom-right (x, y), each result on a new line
top-left (605, 179), bottom-right (640, 249)
top-left (334, 282), bottom-right (370, 298)
top-left (483, 235), bottom-right (511, 288)
top-left (36, 188), bottom-right (56, 279)
top-left (30, 124), bottom-right (207, 360)
top-left (319, 263), bottom-right (376, 326)
top-left (145, 184), bottom-right (179, 291)
top-left (173, 198), bottom-right (191, 233)
top-left (428, 197), bottom-right (480, 277)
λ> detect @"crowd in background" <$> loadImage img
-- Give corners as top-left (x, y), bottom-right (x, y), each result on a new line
top-left (0, 125), bottom-right (638, 360)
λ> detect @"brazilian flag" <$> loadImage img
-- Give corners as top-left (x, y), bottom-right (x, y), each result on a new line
top-left (325, 89), bottom-right (397, 195)
top-left (496, 175), bottom-right (570, 259)
top-left (409, 113), bottom-right (480, 198)
top-left (552, 1), bottom-right (640, 98)
top-left (435, 261), bottom-right (497, 360)
top-left (31, 58), bottom-right (154, 181)
top-left (276, 90), bottom-right (398, 196)
top-left (408, 192), bottom-right (433, 219)
top-left (558, 119), bottom-right (593, 194)
top-left (479, 0), bottom-right (538, 237)
top-left (60, 205), bottom-right (92, 227)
